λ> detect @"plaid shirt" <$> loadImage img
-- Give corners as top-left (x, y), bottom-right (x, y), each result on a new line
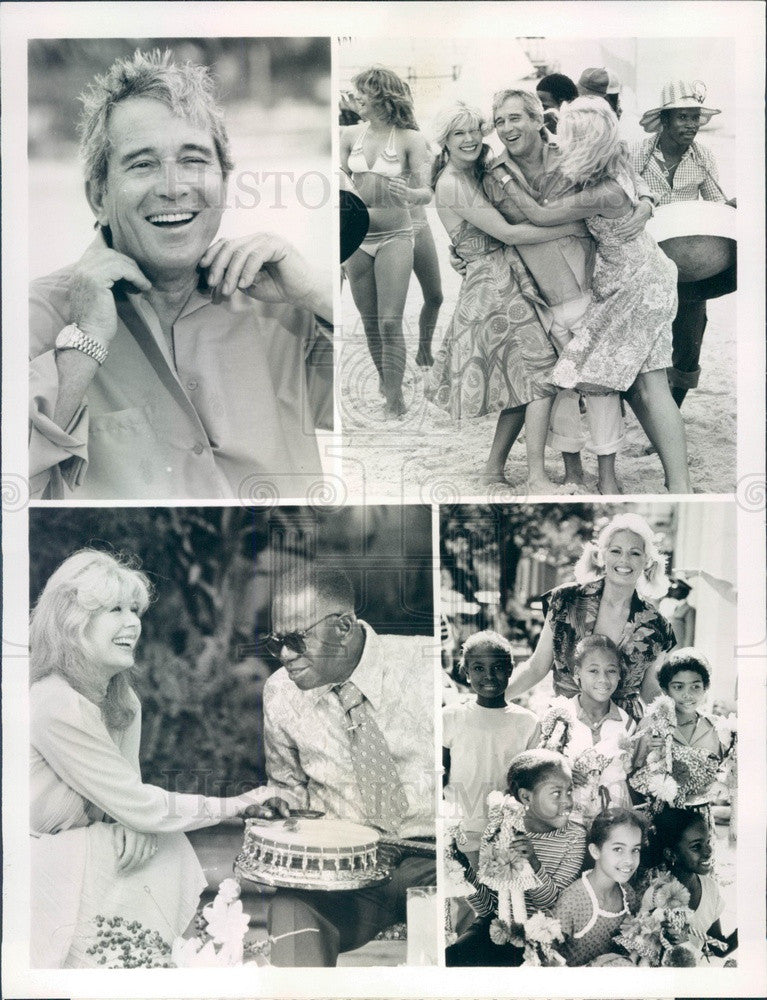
top-left (631, 136), bottom-right (726, 205)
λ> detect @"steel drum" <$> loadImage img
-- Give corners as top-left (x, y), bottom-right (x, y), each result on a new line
top-left (647, 201), bottom-right (736, 297)
top-left (235, 817), bottom-right (393, 891)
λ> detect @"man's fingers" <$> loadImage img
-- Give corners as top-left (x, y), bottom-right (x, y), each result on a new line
top-left (199, 239), bottom-right (226, 269)
top-left (117, 257), bottom-right (153, 293)
top-left (213, 239), bottom-right (287, 298)
top-left (221, 248), bottom-right (254, 295)
top-left (266, 796), bottom-right (292, 818)
top-left (237, 250), bottom-right (270, 291)
top-left (203, 240), bottom-right (237, 288)
top-left (83, 251), bottom-right (152, 293)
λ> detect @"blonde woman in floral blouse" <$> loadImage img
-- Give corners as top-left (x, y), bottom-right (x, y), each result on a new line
top-left (507, 513), bottom-right (676, 722)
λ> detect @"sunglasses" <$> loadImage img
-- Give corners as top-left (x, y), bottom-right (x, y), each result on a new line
top-left (262, 612), bottom-right (344, 658)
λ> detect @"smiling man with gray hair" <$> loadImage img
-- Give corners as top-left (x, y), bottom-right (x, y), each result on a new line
top-left (477, 88), bottom-right (658, 492)
top-left (29, 49), bottom-right (331, 501)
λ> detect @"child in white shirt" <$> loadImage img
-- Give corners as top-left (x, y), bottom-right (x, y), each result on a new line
top-left (443, 630), bottom-right (540, 867)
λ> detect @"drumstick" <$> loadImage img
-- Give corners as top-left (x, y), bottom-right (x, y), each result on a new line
top-left (700, 166), bottom-right (731, 204)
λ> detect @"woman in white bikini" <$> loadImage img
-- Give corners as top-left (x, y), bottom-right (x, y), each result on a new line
top-left (341, 67), bottom-right (432, 417)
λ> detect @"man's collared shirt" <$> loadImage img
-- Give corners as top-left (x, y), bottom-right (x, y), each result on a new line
top-left (29, 265), bottom-right (326, 500)
top-left (631, 136), bottom-right (726, 205)
top-left (482, 145), bottom-right (596, 307)
top-left (263, 621), bottom-right (436, 839)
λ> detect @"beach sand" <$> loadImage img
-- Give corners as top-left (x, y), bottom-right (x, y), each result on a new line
top-left (340, 204), bottom-right (736, 501)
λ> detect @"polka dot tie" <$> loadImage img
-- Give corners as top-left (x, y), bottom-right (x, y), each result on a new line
top-left (335, 680), bottom-right (408, 835)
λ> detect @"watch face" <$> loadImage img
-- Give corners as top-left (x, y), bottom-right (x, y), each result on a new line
top-left (54, 325), bottom-right (107, 363)
top-left (55, 325), bottom-right (78, 350)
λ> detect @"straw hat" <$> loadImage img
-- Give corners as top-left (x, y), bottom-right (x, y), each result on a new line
top-left (577, 67), bottom-right (621, 97)
top-left (639, 79), bottom-right (720, 133)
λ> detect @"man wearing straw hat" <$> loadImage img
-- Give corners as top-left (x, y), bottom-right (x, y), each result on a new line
top-left (632, 80), bottom-right (735, 408)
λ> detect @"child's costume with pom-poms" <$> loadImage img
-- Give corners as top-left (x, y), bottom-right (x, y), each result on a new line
top-left (631, 696), bottom-right (728, 814)
top-left (615, 870), bottom-right (719, 966)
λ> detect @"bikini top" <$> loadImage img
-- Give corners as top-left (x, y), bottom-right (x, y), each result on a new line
top-left (347, 123), bottom-right (403, 177)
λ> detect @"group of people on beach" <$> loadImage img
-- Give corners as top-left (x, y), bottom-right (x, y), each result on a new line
top-left (341, 66), bottom-right (732, 496)
top-left (442, 512), bottom-right (737, 966)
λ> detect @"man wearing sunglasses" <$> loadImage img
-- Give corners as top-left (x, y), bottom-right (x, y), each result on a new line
top-left (261, 567), bottom-right (436, 966)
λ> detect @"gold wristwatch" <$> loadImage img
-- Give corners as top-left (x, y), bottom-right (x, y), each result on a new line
top-left (55, 324), bottom-right (109, 365)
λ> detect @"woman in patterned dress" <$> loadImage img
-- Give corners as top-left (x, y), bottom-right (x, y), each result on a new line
top-left (507, 513), bottom-right (676, 723)
top-left (496, 96), bottom-right (692, 493)
top-left (429, 102), bottom-right (589, 493)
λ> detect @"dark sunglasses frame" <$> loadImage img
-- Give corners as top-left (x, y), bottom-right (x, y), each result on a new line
top-left (262, 611), bottom-right (345, 658)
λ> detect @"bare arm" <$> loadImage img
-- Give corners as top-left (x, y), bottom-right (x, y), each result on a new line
top-left (494, 174), bottom-right (628, 225)
top-left (339, 124), bottom-right (357, 177)
top-left (506, 617), bottom-right (555, 699)
top-left (639, 655), bottom-right (663, 705)
top-left (401, 130), bottom-right (433, 206)
top-left (436, 172), bottom-right (588, 246)
top-left (707, 920), bottom-right (738, 955)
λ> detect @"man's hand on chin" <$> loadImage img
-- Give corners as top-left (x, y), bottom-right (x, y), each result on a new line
top-left (199, 233), bottom-right (331, 323)
top-left (70, 229), bottom-right (153, 347)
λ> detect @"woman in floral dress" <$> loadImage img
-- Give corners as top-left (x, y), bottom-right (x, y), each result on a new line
top-left (507, 513), bottom-right (676, 722)
top-left (497, 96), bottom-right (691, 493)
top-left (428, 101), bottom-right (589, 492)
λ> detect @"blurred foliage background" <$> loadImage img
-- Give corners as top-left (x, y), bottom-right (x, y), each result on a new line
top-left (28, 37), bottom-right (330, 156)
top-left (439, 502), bottom-right (680, 681)
top-left (29, 505), bottom-right (433, 794)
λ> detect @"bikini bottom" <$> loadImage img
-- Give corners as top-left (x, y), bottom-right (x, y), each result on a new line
top-left (358, 226), bottom-right (415, 258)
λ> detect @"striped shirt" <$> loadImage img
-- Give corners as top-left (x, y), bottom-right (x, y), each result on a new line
top-left (466, 820), bottom-right (587, 917)
top-left (630, 136), bottom-right (726, 205)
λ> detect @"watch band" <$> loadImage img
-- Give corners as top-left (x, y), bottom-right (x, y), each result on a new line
top-left (55, 324), bottom-right (109, 365)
